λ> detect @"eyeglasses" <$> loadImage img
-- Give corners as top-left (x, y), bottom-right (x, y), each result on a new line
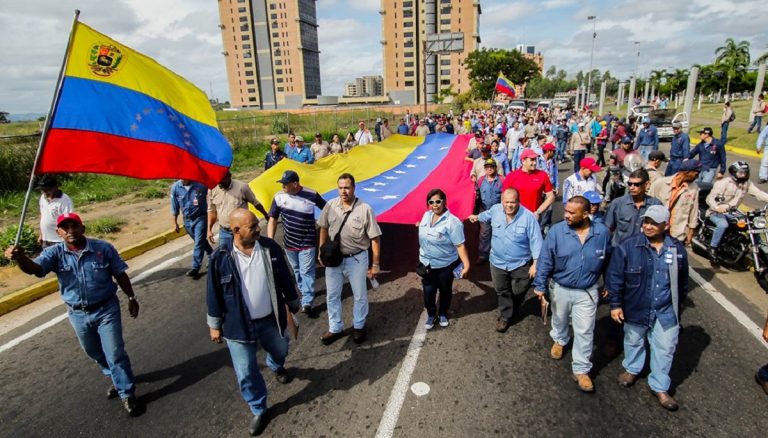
top-left (627, 181), bottom-right (645, 187)
top-left (428, 199), bottom-right (444, 205)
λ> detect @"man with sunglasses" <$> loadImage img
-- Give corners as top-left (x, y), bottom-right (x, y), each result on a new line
top-left (688, 127), bottom-right (726, 185)
top-left (604, 169), bottom-right (663, 248)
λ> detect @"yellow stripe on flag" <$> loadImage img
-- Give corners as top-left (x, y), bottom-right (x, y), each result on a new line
top-left (64, 22), bottom-right (217, 127)
top-left (249, 134), bottom-right (424, 214)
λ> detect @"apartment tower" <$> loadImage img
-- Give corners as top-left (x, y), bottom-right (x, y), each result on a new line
top-left (217, 0), bottom-right (321, 109)
top-left (380, 0), bottom-right (481, 105)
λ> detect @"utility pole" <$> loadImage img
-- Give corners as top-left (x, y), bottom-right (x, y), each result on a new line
top-left (749, 63), bottom-right (767, 124)
top-left (585, 15), bottom-right (597, 109)
top-left (682, 67), bottom-right (699, 134)
top-left (626, 77), bottom-right (636, 119)
top-left (598, 80), bottom-right (606, 115)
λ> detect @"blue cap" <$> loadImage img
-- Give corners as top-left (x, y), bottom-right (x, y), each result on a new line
top-left (277, 170), bottom-right (299, 184)
top-left (583, 190), bottom-right (603, 204)
top-left (679, 160), bottom-right (702, 172)
top-left (621, 136), bottom-right (632, 144)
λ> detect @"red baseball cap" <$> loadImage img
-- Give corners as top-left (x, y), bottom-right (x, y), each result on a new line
top-left (579, 157), bottom-right (601, 172)
top-left (57, 212), bottom-right (83, 227)
top-left (520, 149), bottom-right (539, 160)
top-left (542, 143), bottom-right (556, 152)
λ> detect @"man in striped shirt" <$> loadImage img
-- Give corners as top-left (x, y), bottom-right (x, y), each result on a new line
top-left (267, 170), bottom-right (327, 315)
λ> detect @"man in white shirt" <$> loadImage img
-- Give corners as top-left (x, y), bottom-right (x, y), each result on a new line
top-left (310, 133), bottom-right (331, 160)
top-left (355, 121), bottom-right (374, 145)
top-left (37, 175), bottom-right (74, 248)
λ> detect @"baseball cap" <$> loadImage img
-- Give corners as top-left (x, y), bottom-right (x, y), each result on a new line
top-left (36, 175), bottom-right (58, 189)
top-left (315, 132), bottom-right (323, 137)
top-left (57, 212), bottom-right (83, 227)
top-left (474, 131), bottom-right (483, 138)
top-left (295, 135), bottom-right (304, 142)
top-left (270, 137), bottom-right (280, 144)
top-left (672, 122), bottom-right (682, 129)
top-left (641, 205), bottom-right (670, 224)
top-left (621, 136), bottom-right (632, 144)
top-left (579, 157), bottom-right (601, 172)
top-left (583, 190), bottom-right (603, 204)
top-left (679, 160), bottom-right (702, 172)
top-left (484, 158), bottom-right (497, 167)
top-left (276, 170), bottom-right (300, 185)
top-left (520, 149), bottom-right (539, 160)
top-left (648, 151), bottom-right (668, 162)
top-left (698, 127), bottom-right (713, 136)
top-left (542, 143), bottom-right (556, 152)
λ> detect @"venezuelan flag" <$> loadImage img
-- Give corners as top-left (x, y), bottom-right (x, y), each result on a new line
top-left (250, 134), bottom-right (474, 224)
top-left (38, 22), bottom-right (232, 188)
top-left (495, 73), bottom-right (516, 98)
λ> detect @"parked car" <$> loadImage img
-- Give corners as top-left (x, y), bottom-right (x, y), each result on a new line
top-left (507, 100), bottom-right (527, 111)
top-left (648, 109), bottom-right (689, 140)
top-left (536, 100), bottom-right (552, 111)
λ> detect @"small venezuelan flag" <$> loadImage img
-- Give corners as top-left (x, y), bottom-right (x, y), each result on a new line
top-left (39, 22), bottom-right (232, 188)
top-left (495, 73), bottom-right (516, 98)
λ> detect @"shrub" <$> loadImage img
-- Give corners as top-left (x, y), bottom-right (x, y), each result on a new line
top-left (89, 216), bottom-right (126, 235)
top-left (0, 224), bottom-right (40, 266)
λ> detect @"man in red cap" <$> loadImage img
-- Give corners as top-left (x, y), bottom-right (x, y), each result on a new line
top-left (540, 143), bottom-right (559, 232)
top-left (563, 158), bottom-right (602, 204)
top-left (4, 213), bottom-right (141, 416)
top-left (503, 149), bottom-right (555, 220)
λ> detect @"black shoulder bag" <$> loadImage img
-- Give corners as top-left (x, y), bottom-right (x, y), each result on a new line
top-left (320, 199), bottom-right (356, 267)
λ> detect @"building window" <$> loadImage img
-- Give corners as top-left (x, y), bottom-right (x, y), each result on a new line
top-left (275, 59), bottom-right (282, 65)
top-left (272, 32), bottom-right (279, 37)
top-left (240, 24), bottom-right (249, 31)
top-left (275, 69), bottom-right (283, 74)
top-left (404, 71), bottom-right (414, 77)
top-left (247, 88), bottom-right (256, 93)
top-left (249, 97), bottom-right (257, 102)
top-left (403, 0), bottom-right (413, 7)
top-left (440, 69), bottom-right (450, 75)
top-left (245, 71), bottom-right (254, 76)
top-left (277, 78), bottom-right (284, 83)
top-left (405, 61), bottom-right (414, 67)
top-left (270, 3), bottom-right (276, 9)
top-left (239, 16), bottom-right (247, 22)
top-left (404, 31), bottom-right (413, 38)
top-left (441, 79), bottom-right (451, 85)
top-left (440, 19), bottom-right (450, 25)
top-left (246, 79), bottom-right (255, 84)
top-left (405, 80), bottom-right (414, 86)
top-left (243, 52), bottom-right (252, 58)
top-left (271, 13), bottom-right (277, 19)
top-left (242, 34), bottom-right (250, 41)
top-left (273, 41), bottom-right (280, 48)
top-left (404, 52), bottom-right (414, 58)
top-left (244, 62), bottom-right (253, 67)
top-left (243, 43), bottom-right (251, 50)
top-left (404, 40), bottom-right (413, 48)
top-left (403, 10), bottom-right (413, 18)
top-left (441, 59), bottom-right (450, 65)
top-left (403, 21), bottom-right (412, 28)
top-left (277, 87), bottom-right (284, 92)
top-left (272, 21), bottom-right (278, 28)
top-left (238, 7), bottom-right (246, 12)
top-left (441, 7), bottom-right (451, 14)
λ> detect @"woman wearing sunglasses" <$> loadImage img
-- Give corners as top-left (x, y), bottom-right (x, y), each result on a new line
top-left (417, 189), bottom-right (470, 329)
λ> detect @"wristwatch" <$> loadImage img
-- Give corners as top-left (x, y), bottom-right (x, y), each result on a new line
top-left (128, 296), bottom-right (138, 302)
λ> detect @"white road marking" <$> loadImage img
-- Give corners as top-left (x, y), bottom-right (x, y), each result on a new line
top-left (0, 251), bottom-right (192, 355)
top-left (375, 310), bottom-right (428, 438)
top-left (689, 269), bottom-right (768, 350)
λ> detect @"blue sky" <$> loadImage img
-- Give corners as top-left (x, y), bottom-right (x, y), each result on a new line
top-left (0, 0), bottom-right (764, 114)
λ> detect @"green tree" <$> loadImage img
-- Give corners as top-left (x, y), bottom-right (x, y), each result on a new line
top-left (463, 48), bottom-right (541, 99)
top-left (755, 51), bottom-right (768, 66)
top-left (0, 111), bottom-right (9, 123)
top-left (715, 38), bottom-right (751, 96)
top-left (650, 69), bottom-right (666, 94)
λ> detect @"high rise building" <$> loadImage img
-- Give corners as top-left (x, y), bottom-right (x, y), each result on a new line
top-left (516, 44), bottom-right (544, 74)
top-left (217, 0), bottom-right (321, 109)
top-left (344, 76), bottom-right (384, 97)
top-left (380, 0), bottom-right (481, 105)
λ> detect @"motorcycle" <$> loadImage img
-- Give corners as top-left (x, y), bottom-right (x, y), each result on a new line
top-left (691, 183), bottom-right (768, 292)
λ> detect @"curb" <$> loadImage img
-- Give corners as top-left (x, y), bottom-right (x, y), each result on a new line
top-left (0, 227), bottom-right (186, 316)
top-left (726, 145), bottom-right (761, 159)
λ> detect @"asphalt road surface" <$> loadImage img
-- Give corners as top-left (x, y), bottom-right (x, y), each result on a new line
top-left (2, 141), bottom-right (768, 437)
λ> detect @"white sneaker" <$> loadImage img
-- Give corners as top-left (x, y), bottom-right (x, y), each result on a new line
top-left (439, 315), bottom-right (449, 327)
top-left (425, 316), bottom-right (435, 330)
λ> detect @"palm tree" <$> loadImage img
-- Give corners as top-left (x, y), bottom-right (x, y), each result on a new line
top-left (650, 69), bottom-right (666, 96)
top-left (756, 51), bottom-right (768, 66)
top-left (715, 38), bottom-right (751, 95)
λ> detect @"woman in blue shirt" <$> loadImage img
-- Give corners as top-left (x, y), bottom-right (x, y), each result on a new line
top-left (418, 189), bottom-right (470, 329)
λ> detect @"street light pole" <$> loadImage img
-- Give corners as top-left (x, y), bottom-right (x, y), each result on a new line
top-left (633, 41), bottom-right (640, 78)
top-left (585, 15), bottom-right (597, 109)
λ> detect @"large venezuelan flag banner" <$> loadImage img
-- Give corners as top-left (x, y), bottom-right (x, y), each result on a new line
top-left (250, 133), bottom-right (474, 225)
top-left (38, 22), bottom-right (232, 188)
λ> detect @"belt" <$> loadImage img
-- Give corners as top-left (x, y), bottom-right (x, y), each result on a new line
top-left (343, 250), bottom-right (365, 258)
top-left (250, 313), bottom-right (274, 322)
top-left (68, 296), bottom-right (115, 312)
top-left (220, 226), bottom-right (232, 233)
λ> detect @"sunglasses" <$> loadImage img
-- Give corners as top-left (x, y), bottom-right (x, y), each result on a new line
top-left (428, 199), bottom-right (444, 205)
top-left (627, 181), bottom-right (645, 187)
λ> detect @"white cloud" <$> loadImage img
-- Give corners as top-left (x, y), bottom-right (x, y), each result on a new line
top-left (481, 2), bottom-right (537, 25)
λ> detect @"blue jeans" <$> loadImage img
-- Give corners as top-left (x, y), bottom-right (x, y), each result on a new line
top-left (226, 317), bottom-right (289, 416)
top-left (218, 227), bottom-right (233, 249)
top-left (286, 247), bottom-right (317, 307)
top-left (184, 215), bottom-right (212, 270)
top-left (549, 282), bottom-right (599, 375)
top-left (709, 213), bottom-right (729, 248)
top-left (748, 116), bottom-right (763, 133)
top-left (637, 145), bottom-right (654, 162)
top-left (325, 250), bottom-right (369, 333)
top-left (720, 121), bottom-right (729, 144)
top-left (478, 211), bottom-right (491, 260)
top-left (573, 150), bottom-right (586, 172)
top-left (697, 168), bottom-right (717, 185)
top-left (556, 139), bottom-right (567, 161)
top-left (665, 159), bottom-right (683, 177)
top-left (67, 297), bottom-right (135, 399)
top-left (623, 319), bottom-right (679, 392)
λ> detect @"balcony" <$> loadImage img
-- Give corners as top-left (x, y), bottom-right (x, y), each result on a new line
top-left (379, 8), bottom-right (385, 15)
top-left (221, 51), bottom-right (229, 56)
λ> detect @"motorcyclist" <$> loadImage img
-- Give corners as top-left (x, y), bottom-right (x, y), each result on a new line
top-left (706, 161), bottom-right (768, 262)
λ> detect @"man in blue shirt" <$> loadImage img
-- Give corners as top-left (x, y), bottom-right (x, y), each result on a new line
top-left (264, 137), bottom-right (287, 170)
top-left (475, 159), bottom-right (504, 264)
top-left (267, 170), bottom-right (327, 315)
top-left (287, 136), bottom-right (314, 164)
top-left (533, 196), bottom-right (611, 393)
top-left (634, 117), bottom-right (659, 162)
top-left (666, 123), bottom-right (690, 176)
top-left (688, 127), bottom-right (726, 184)
top-left (171, 179), bottom-right (213, 279)
top-left (5, 213), bottom-right (141, 416)
top-left (604, 169), bottom-right (663, 247)
top-left (469, 188), bottom-right (542, 333)
top-left (605, 205), bottom-right (688, 411)
top-left (397, 118), bottom-right (410, 135)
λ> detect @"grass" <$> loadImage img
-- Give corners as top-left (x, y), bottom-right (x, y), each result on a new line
top-left (89, 216), bottom-right (126, 235)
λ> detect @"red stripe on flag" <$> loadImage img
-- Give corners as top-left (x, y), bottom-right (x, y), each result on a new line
top-left (376, 134), bottom-right (474, 224)
top-left (39, 129), bottom-right (229, 188)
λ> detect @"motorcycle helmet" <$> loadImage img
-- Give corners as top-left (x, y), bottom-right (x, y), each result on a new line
top-left (728, 161), bottom-right (750, 183)
top-left (624, 152), bottom-right (645, 173)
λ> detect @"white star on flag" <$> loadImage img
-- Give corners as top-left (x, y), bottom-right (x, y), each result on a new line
top-left (373, 182), bottom-right (387, 186)
top-left (380, 195), bottom-right (399, 200)
top-left (439, 146), bottom-right (449, 150)
top-left (406, 164), bottom-right (416, 168)
top-left (416, 156), bottom-right (428, 160)
top-left (384, 176), bottom-right (399, 180)
top-left (362, 188), bottom-right (380, 192)
top-left (394, 170), bottom-right (406, 174)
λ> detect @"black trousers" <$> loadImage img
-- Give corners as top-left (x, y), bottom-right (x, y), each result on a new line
top-left (490, 262), bottom-right (532, 322)
top-left (422, 265), bottom-right (456, 318)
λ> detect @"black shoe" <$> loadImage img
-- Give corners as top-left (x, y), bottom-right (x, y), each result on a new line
top-left (321, 331), bottom-right (344, 345)
top-left (300, 305), bottom-right (317, 318)
top-left (107, 384), bottom-right (118, 399)
top-left (274, 367), bottom-right (292, 384)
top-left (186, 268), bottom-right (200, 279)
top-left (352, 327), bottom-right (367, 344)
top-left (248, 412), bottom-right (268, 436)
top-left (708, 247), bottom-right (720, 263)
top-left (122, 396), bottom-right (139, 417)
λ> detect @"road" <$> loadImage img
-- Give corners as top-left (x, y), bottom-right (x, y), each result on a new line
top-left (2, 140), bottom-right (768, 437)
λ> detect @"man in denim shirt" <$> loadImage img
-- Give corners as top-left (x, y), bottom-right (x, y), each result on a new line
top-left (475, 159), bottom-right (504, 264)
top-left (604, 169), bottom-right (662, 247)
top-left (5, 213), bottom-right (140, 416)
top-left (605, 205), bottom-right (688, 411)
top-left (533, 196), bottom-right (611, 393)
top-left (171, 179), bottom-right (212, 279)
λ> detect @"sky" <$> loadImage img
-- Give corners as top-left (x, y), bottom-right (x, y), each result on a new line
top-left (0, 0), bottom-right (764, 114)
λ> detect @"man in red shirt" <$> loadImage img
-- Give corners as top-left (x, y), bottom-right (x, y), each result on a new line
top-left (503, 149), bottom-right (555, 219)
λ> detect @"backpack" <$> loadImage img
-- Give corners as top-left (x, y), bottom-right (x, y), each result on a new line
top-left (728, 111), bottom-right (736, 122)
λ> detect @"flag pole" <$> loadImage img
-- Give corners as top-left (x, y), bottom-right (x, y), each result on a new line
top-left (13, 9), bottom-right (81, 247)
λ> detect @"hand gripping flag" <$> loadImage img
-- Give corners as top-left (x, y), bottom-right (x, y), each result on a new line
top-left (38, 22), bottom-right (232, 188)
top-left (495, 73), bottom-right (516, 98)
